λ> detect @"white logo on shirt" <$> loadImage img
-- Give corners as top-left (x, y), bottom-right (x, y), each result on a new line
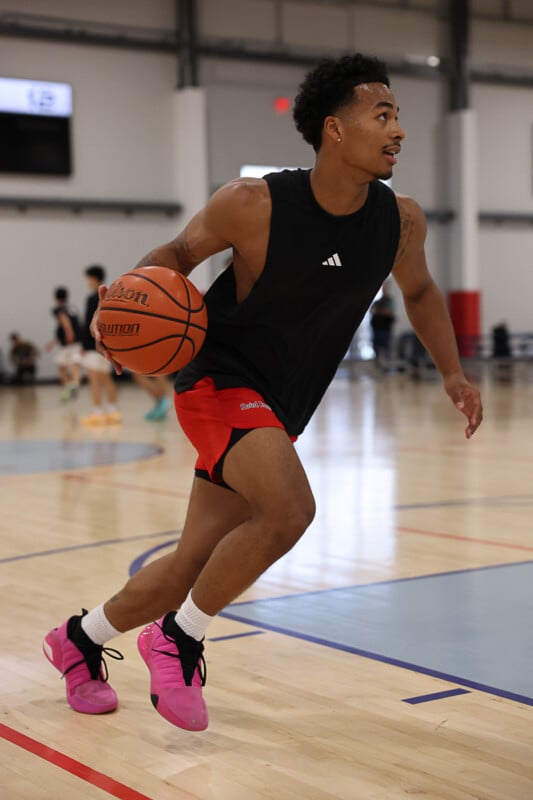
top-left (322, 253), bottom-right (342, 267)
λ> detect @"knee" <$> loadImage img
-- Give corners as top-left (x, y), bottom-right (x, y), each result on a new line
top-left (261, 494), bottom-right (316, 557)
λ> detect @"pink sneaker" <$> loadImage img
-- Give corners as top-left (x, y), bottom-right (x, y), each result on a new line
top-left (137, 613), bottom-right (208, 731)
top-left (43, 611), bottom-right (123, 714)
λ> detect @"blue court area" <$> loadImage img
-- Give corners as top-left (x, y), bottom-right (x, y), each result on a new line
top-left (0, 439), bottom-right (162, 474)
top-left (222, 561), bottom-right (533, 705)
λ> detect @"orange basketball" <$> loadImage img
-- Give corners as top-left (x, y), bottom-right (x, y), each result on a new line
top-left (98, 266), bottom-right (208, 375)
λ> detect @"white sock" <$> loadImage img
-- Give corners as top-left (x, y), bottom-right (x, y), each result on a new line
top-left (93, 405), bottom-right (104, 415)
top-left (106, 404), bottom-right (118, 413)
top-left (175, 591), bottom-right (214, 641)
top-left (81, 603), bottom-right (121, 645)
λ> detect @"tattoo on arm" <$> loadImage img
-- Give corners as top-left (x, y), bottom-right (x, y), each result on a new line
top-left (134, 229), bottom-right (198, 276)
top-left (396, 206), bottom-right (415, 263)
top-left (173, 233), bottom-right (199, 276)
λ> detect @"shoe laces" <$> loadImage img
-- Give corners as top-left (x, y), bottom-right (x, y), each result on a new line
top-left (153, 619), bottom-right (206, 687)
top-left (63, 644), bottom-right (124, 682)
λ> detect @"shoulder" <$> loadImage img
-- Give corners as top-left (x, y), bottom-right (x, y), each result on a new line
top-left (203, 177), bottom-right (271, 236)
top-left (394, 193), bottom-right (427, 232)
top-left (209, 178), bottom-right (270, 215)
top-left (393, 193), bottom-right (427, 264)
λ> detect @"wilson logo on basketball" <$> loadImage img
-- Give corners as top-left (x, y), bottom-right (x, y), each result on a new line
top-left (99, 322), bottom-right (140, 337)
top-left (107, 280), bottom-right (149, 307)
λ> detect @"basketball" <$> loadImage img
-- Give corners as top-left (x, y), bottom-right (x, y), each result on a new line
top-left (97, 266), bottom-right (208, 375)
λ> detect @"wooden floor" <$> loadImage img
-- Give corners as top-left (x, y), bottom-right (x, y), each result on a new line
top-left (1, 369), bottom-right (533, 800)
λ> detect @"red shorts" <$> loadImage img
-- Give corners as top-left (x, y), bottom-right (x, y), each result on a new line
top-left (174, 376), bottom-right (295, 484)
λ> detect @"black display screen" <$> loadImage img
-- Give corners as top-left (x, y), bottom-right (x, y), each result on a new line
top-left (0, 111), bottom-right (72, 175)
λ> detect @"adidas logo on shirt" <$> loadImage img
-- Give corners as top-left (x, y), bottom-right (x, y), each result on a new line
top-left (322, 253), bottom-right (342, 267)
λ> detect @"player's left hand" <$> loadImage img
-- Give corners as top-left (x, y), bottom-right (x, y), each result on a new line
top-left (444, 373), bottom-right (483, 439)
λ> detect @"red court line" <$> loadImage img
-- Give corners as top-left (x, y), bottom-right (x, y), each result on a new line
top-left (398, 525), bottom-right (533, 553)
top-left (0, 722), bottom-right (153, 800)
top-left (398, 445), bottom-right (533, 465)
top-left (63, 473), bottom-right (189, 499)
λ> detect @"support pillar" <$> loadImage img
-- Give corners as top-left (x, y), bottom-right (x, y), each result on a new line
top-left (171, 87), bottom-right (210, 290)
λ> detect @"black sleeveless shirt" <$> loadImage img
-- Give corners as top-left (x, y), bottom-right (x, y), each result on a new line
top-left (175, 169), bottom-right (400, 436)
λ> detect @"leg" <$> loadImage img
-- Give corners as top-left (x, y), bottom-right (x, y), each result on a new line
top-left (134, 374), bottom-right (171, 420)
top-left (135, 428), bottom-right (314, 730)
top-left (190, 427), bottom-right (315, 615)
top-left (103, 476), bottom-right (250, 631)
top-left (103, 372), bottom-right (117, 405)
top-left (71, 361), bottom-right (82, 386)
top-left (133, 373), bottom-right (159, 399)
top-left (44, 475), bottom-right (249, 719)
top-left (88, 370), bottom-right (102, 407)
top-left (57, 364), bottom-right (68, 385)
top-left (81, 370), bottom-right (108, 425)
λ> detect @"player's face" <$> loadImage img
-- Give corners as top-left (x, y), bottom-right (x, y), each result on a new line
top-left (335, 83), bottom-right (405, 180)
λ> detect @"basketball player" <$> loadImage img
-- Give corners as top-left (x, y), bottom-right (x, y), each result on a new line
top-left (80, 265), bottom-right (121, 426)
top-left (45, 287), bottom-right (82, 402)
top-left (132, 374), bottom-right (172, 421)
top-left (44, 54), bottom-right (482, 731)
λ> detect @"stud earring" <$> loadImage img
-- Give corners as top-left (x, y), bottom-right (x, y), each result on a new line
top-left (337, 136), bottom-right (342, 143)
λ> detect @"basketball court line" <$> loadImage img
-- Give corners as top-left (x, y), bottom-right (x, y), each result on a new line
top-left (62, 472), bottom-right (191, 500)
top-left (218, 606), bottom-right (533, 708)
top-left (217, 559), bottom-right (533, 707)
top-left (397, 525), bottom-right (533, 553)
top-left (0, 530), bottom-right (180, 566)
top-left (128, 538), bottom-right (179, 576)
top-left (0, 439), bottom-right (163, 476)
top-left (397, 444), bottom-right (533, 465)
top-left (0, 722), bottom-right (153, 800)
top-left (402, 688), bottom-right (471, 705)
top-left (222, 557), bottom-right (533, 607)
top-left (209, 630), bottom-right (265, 642)
top-left (395, 494), bottom-right (533, 510)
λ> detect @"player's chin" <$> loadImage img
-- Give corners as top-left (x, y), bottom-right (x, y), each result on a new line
top-left (375, 167), bottom-right (393, 181)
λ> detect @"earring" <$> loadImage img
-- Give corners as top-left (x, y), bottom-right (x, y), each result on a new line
top-left (337, 136), bottom-right (342, 143)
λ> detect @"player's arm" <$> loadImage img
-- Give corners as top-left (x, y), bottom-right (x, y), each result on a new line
top-left (91, 179), bottom-right (268, 367)
top-left (133, 178), bottom-right (266, 276)
top-left (392, 195), bottom-right (482, 438)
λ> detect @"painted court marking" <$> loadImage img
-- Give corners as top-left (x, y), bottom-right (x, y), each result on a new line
top-left (403, 688), bottom-right (471, 705)
top-left (0, 530), bottom-right (180, 566)
top-left (0, 722), bottom-right (153, 800)
top-left (398, 525), bottom-right (533, 554)
top-left (63, 472), bottom-right (191, 500)
top-left (219, 606), bottom-right (533, 707)
top-left (209, 630), bottom-right (265, 643)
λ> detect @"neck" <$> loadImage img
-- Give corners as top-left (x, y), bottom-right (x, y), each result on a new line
top-left (309, 157), bottom-right (370, 216)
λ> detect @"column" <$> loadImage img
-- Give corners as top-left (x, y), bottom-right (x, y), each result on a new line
top-left (171, 87), bottom-right (211, 291)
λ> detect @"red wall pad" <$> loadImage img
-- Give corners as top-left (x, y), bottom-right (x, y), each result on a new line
top-left (448, 290), bottom-right (481, 357)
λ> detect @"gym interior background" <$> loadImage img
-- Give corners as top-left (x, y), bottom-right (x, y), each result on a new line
top-left (1, 0), bottom-right (533, 379)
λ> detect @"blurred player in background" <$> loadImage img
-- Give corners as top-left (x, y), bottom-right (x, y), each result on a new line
top-left (45, 287), bottom-right (82, 402)
top-left (133, 374), bottom-right (172, 421)
top-left (80, 265), bottom-right (121, 426)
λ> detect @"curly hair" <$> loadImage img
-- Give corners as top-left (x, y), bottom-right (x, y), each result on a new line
top-left (293, 54), bottom-right (390, 152)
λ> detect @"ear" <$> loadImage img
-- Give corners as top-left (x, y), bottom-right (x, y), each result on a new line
top-left (324, 115), bottom-right (343, 144)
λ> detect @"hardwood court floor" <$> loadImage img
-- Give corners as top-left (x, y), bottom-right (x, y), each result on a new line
top-left (1, 372), bottom-right (533, 800)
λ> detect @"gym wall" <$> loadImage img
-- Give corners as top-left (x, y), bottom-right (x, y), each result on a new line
top-left (0, 0), bottom-right (532, 377)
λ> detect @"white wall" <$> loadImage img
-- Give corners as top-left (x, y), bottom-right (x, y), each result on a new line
top-left (2, 0), bottom-right (533, 379)
top-left (0, 1), bottom-right (186, 378)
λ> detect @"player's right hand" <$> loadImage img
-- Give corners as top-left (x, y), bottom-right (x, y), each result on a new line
top-left (91, 285), bottom-right (123, 375)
